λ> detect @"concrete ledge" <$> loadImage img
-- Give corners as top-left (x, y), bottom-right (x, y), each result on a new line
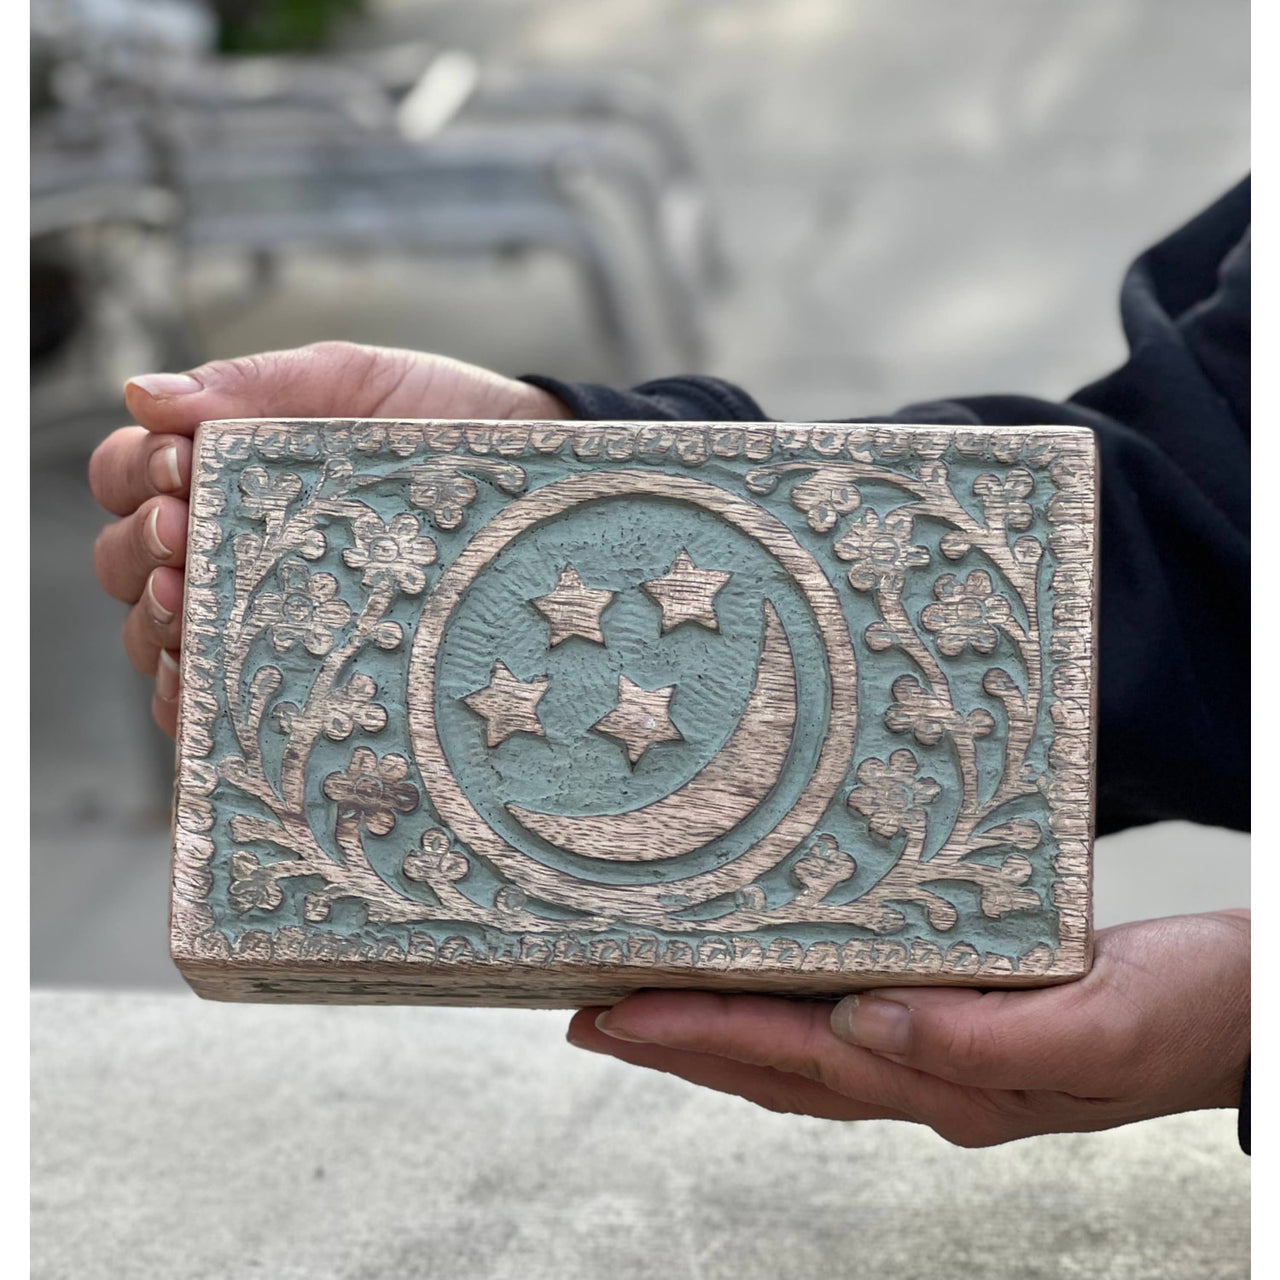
top-left (31, 990), bottom-right (1248, 1280)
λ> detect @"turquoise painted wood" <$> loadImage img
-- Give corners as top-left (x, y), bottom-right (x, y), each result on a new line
top-left (171, 419), bottom-right (1097, 1004)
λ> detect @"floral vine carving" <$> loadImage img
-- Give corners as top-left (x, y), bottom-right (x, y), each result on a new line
top-left (214, 448), bottom-right (607, 933)
top-left (256, 564), bottom-right (353, 657)
top-left (322, 748), bottom-right (420, 836)
top-left (739, 451), bottom-right (1053, 935)
top-left (848, 750), bottom-right (941, 838)
top-left (920, 570), bottom-right (1015, 656)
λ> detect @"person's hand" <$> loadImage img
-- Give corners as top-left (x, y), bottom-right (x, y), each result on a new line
top-left (567, 910), bottom-right (1250, 1146)
top-left (87, 341), bottom-right (567, 736)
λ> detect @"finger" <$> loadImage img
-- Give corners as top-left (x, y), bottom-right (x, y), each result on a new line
top-left (94, 496), bottom-right (189, 604)
top-left (121, 569), bottom-right (185, 674)
top-left (566, 1010), bottom-right (910, 1123)
top-left (153, 650), bottom-right (180, 739)
top-left (828, 978), bottom-right (1129, 1094)
top-left (584, 999), bottom-right (1055, 1149)
top-left (88, 427), bottom-right (191, 516)
top-left (121, 341), bottom-right (541, 437)
top-left (590, 991), bottom-right (918, 1110)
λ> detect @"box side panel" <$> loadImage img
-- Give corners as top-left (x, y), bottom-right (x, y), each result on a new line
top-left (176, 956), bottom-right (1079, 1007)
top-left (171, 421), bottom-right (241, 964)
top-left (1041, 428), bottom-right (1098, 977)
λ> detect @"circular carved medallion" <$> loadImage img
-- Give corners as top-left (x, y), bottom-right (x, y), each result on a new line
top-left (407, 470), bottom-right (857, 918)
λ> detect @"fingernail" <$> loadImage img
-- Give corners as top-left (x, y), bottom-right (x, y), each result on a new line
top-left (126, 372), bottom-right (201, 399)
top-left (144, 572), bottom-right (175, 625)
top-left (149, 445), bottom-right (182, 494)
top-left (830, 995), bottom-right (911, 1055)
top-left (143, 506), bottom-right (174, 561)
top-left (594, 1010), bottom-right (650, 1043)
top-left (156, 649), bottom-right (180, 701)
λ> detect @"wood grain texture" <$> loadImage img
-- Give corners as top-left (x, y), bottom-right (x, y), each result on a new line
top-left (461, 662), bottom-right (549, 748)
top-left (641, 549), bottom-right (731, 633)
top-left (530, 564), bottom-right (614, 647)
top-left (171, 419), bottom-right (1098, 1004)
top-left (590, 674), bottom-right (684, 766)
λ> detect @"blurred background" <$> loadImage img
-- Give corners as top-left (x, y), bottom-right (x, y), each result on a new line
top-left (31, 0), bottom-right (1249, 988)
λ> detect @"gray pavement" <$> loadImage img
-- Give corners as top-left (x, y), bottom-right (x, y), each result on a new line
top-left (31, 990), bottom-right (1250, 1280)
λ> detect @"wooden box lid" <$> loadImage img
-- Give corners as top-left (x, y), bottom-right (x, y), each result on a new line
top-left (172, 419), bottom-right (1096, 1005)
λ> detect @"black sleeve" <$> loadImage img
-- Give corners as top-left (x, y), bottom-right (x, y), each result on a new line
top-left (523, 177), bottom-right (1251, 841)
top-left (1239, 1059), bottom-right (1250, 1155)
top-left (521, 373), bottom-right (770, 424)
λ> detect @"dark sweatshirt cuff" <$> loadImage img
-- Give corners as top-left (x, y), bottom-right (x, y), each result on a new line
top-left (1239, 1058), bottom-right (1250, 1154)
top-left (521, 373), bottom-right (769, 423)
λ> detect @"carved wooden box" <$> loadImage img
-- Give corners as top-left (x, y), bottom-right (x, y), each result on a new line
top-left (172, 419), bottom-right (1097, 1005)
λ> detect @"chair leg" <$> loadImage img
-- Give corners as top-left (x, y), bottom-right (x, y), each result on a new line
top-left (574, 235), bottom-right (652, 385)
top-left (551, 189), bottom-right (653, 384)
top-left (471, 70), bottom-right (731, 295)
top-left (555, 153), bottom-right (708, 375)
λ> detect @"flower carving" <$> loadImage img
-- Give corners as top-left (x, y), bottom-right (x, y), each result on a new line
top-left (832, 508), bottom-right (930, 591)
top-left (323, 748), bottom-right (419, 835)
top-left (227, 851), bottom-right (283, 913)
top-left (255, 564), bottom-right (352, 656)
top-left (884, 674), bottom-right (994, 745)
top-left (789, 472), bottom-right (860, 533)
top-left (920, 570), bottom-right (1013, 656)
top-left (402, 828), bottom-right (469, 883)
top-left (239, 467), bottom-right (303, 520)
top-left (272, 673), bottom-right (388, 741)
top-left (790, 834), bottom-right (856, 902)
top-left (847, 749), bottom-right (941, 838)
top-left (973, 469), bottom-right (1034, 531)
top-left (409, 470), bottom-right (479, 530)
top-left (342, 513), bottom-right (436, 593)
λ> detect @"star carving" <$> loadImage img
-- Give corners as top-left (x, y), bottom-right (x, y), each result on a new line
top-left (641, 550), bottom-right (731, 633)
top-left (462, 662), bottom-right (548, 748)
top-left (593, 675), bottom-right (684, 766)
top-left (531, 564), bottom-right (615, 647)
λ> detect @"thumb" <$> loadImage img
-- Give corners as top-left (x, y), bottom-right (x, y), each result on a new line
top-left (828, 981), bottom-right (1130, 1093)
top-left (122, 341), bottom-right (561, 436)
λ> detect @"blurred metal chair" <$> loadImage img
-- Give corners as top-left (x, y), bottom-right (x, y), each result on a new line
top-left (352, 43), bottom-right (729, 294)
top-left (33, 2), bottom-right (727, 389)
top-left (147, 56), bottom-right (719, 378)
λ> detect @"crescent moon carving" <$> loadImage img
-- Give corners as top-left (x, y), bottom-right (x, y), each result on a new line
top-left (507, 601), bottom-right (797, 862)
